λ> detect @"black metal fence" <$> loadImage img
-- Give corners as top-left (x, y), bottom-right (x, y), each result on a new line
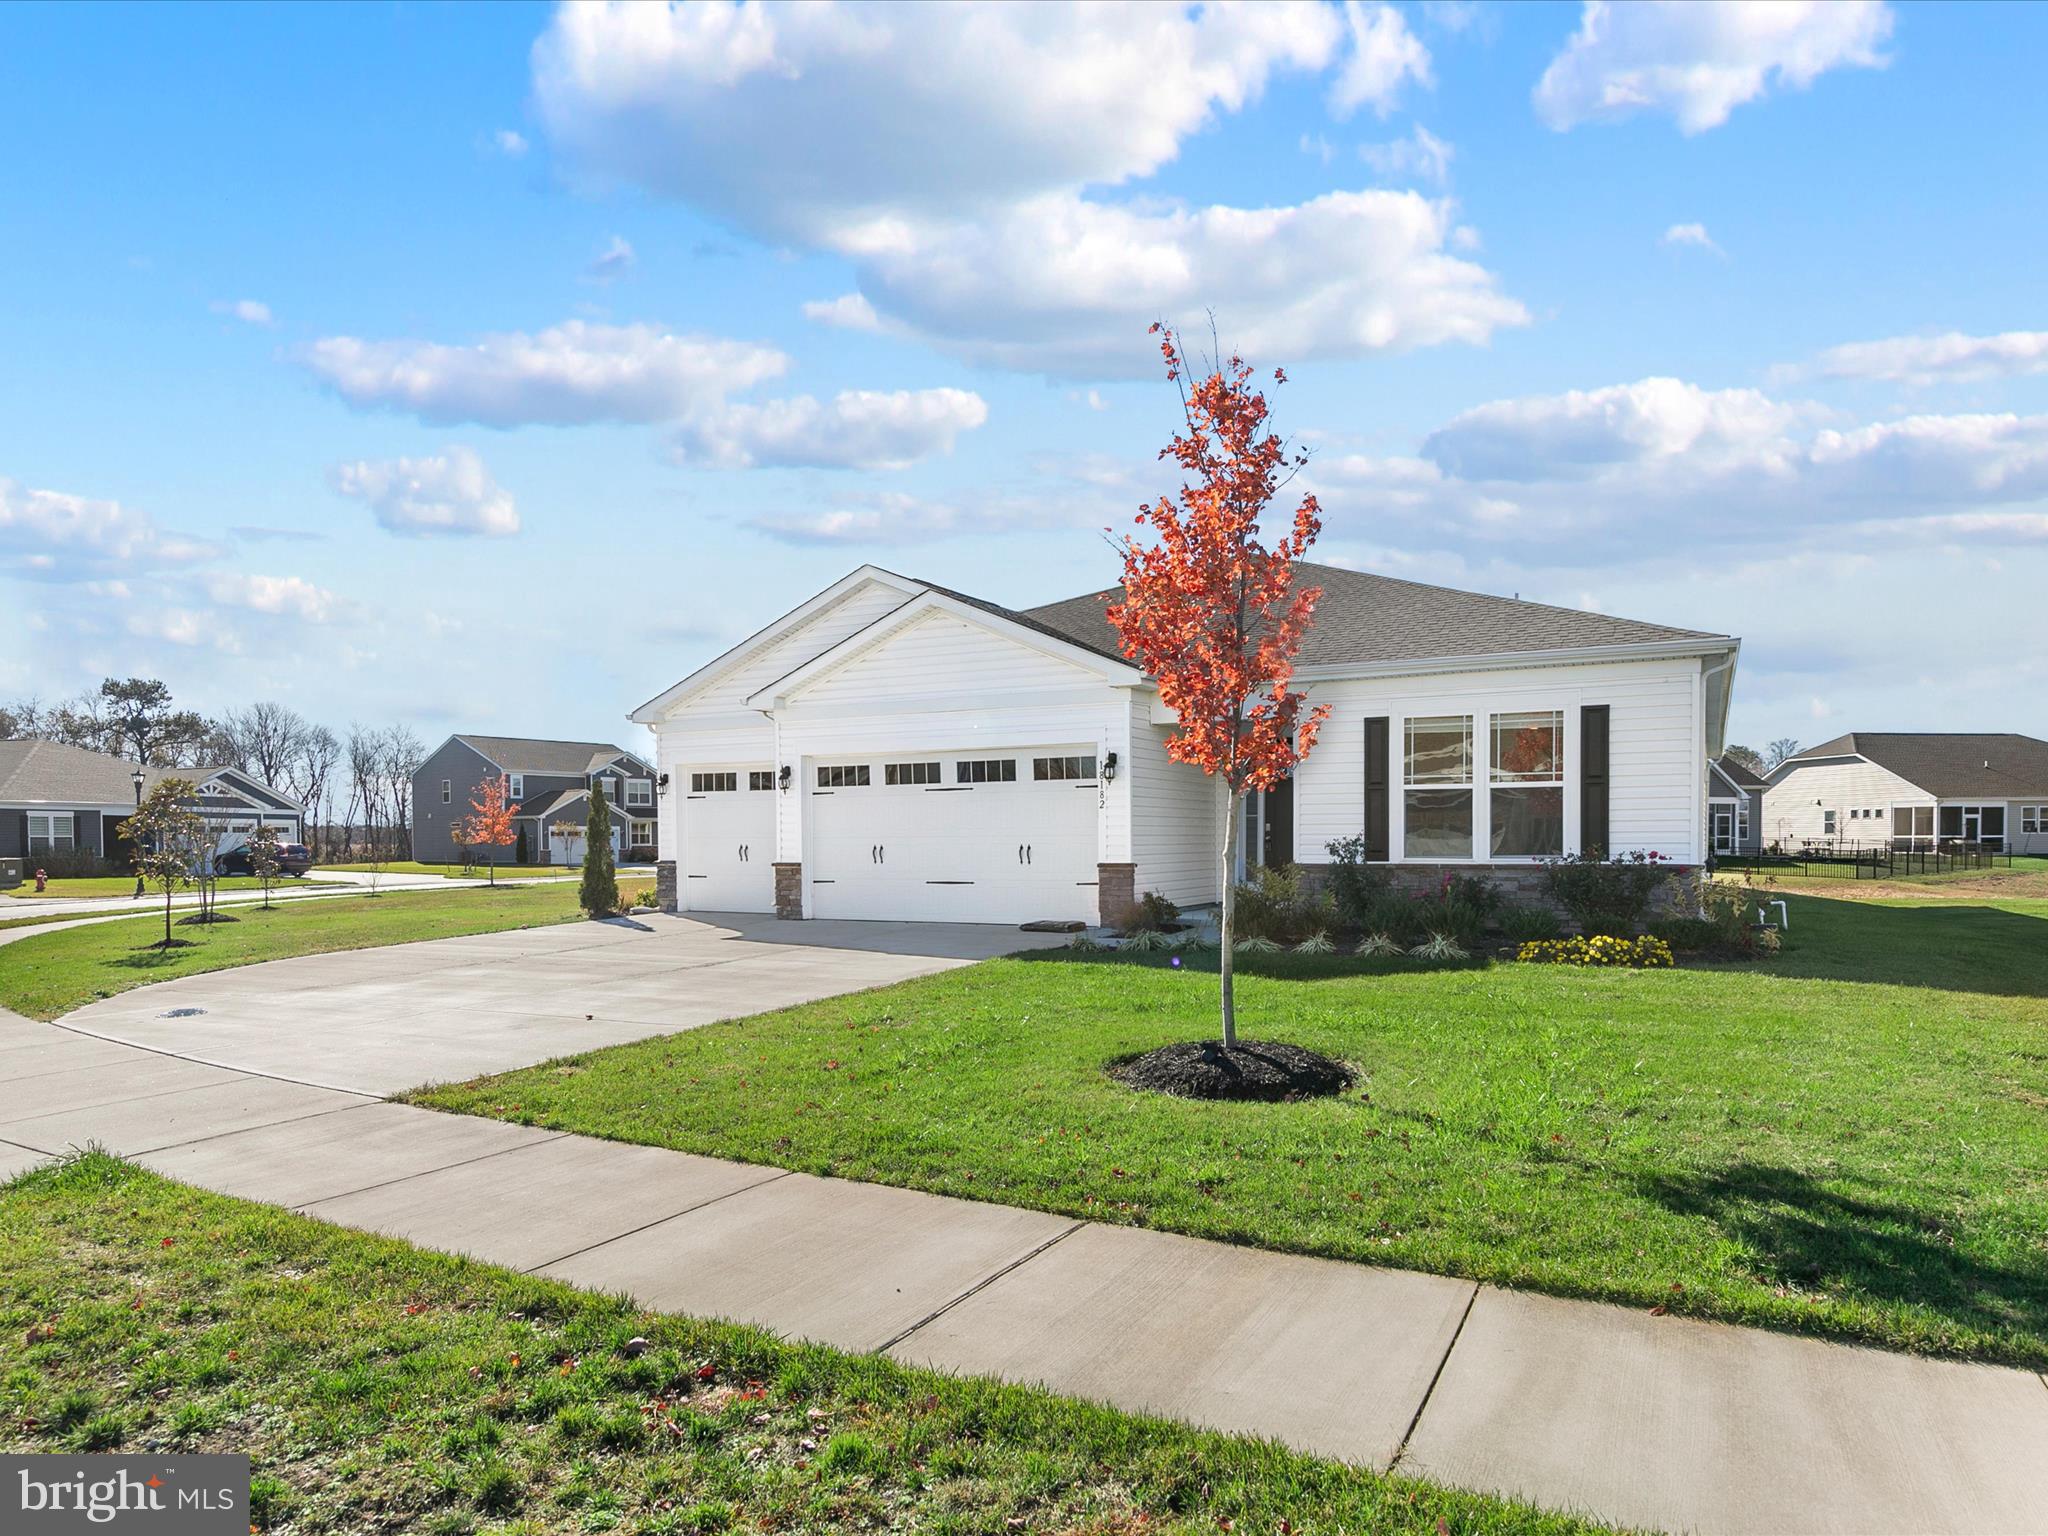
top-left (1720, 841), bottom-right (2014, 880)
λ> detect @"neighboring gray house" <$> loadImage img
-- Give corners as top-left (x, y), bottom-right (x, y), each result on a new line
top-left (0, 740), bottom-right (303, 878)
top-left (1707, 753), bottom-right (1765, 856)
top-left (1762, 732), bottom-right (2048, 854)
top-left (412, 734), bottom-right (659, 866)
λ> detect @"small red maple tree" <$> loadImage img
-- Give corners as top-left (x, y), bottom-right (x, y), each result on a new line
top-left (1108, 324), bottom-right (1331, 1048)
top-left (463, 775), bottom-right (518, 886)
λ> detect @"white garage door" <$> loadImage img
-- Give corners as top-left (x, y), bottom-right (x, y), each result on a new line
top-left (808, 748), bottom-right (1100, 924)
top-left (682, 768), bottom-right (777, 912)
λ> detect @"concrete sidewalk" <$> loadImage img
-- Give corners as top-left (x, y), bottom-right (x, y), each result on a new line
top-left (2, 929), bottom-right (2045, 1534)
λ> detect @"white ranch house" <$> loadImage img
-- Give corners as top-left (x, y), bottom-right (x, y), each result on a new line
top-left (633, 564), bottom-right (1739, 926)
top-left (1761, 733), bottom-right (2048, 855)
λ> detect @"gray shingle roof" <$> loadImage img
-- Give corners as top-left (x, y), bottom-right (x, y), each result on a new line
top-left (1714, 755), bottom-right (1769, 790)
top-left (511, 787), bottom-right (589, 822)
top-left (0, 740), bottom-right (141, 805)
top-left (456, 735), bottom-right (645, 777)
top-left (1016, 561), bottom-right (1726, 670)
top-left (1783, 733), bottom-right (2048, 799)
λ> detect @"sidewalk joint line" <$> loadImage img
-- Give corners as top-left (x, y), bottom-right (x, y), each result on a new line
top-left (516, 1167), bottom-right (799, 1275)
top-left (46, 1020), bottom-right (404, 1097)
top-left (285, 1128), bottom-right (574, 1211)
top-left (131, 1096), bottom-right (379, 1158)
top-left (872, 1221), bottom-right (1084, 1356)
top-left (1388, 1280), bottom-right (1480, 1473)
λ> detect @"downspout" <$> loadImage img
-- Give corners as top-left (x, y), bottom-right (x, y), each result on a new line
top-left (1698, 649), bottom-right (1737, 865)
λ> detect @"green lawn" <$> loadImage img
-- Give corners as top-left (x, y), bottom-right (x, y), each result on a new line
top-left (0, 1156), bottom-right (1590, 1536)
top-left (320, 860), bottom-right (572, 880)
top-left (0, 883), bottom-right (584, 1020)
top-left (414, 891), bottom-right (2048, 1368)
top-left (4, 875), bottom-right (342, 900)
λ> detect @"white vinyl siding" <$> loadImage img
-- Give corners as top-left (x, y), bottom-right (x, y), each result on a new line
top-left (1126, 698), bottom-right (1223, 906)
top-left (790, 609), bottom-right (1097, 707)
top-left (669, 581), bottom-right (914, 717)
top-left (1760, 758), bottom-right (1930, 850)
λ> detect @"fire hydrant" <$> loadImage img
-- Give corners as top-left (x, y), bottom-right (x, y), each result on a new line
top-left (33, 868), bottom-right (48, 894)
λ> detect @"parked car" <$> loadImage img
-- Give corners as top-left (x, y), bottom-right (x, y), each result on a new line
top-left (214, 842), bottom-right (315, 877)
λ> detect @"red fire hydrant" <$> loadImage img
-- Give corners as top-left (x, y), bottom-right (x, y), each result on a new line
top-left (34, 868), bottom-right (48, 894)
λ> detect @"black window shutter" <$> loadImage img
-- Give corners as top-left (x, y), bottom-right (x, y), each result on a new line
top-left (1363, 716), bottom-right (1390, 862)
top-left (1580, 705), bottom-right (1610, 858)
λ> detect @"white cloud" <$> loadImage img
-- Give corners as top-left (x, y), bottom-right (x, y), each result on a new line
top-left (1805, 413), bottom-right (2048, 504)
top-left (672, 387), bottom-right (988, 471)
top-left (535, 1), bottom-right (1342, 239)
top-left (1660, 221), bottom-right (1722, 254)
top-left (748, 489), bottom-right (1055, 547)
top-left (211, 298), bottom-right (274, 326)
top-left (299, 320), bottom-right (789, 427)
top-left (203, 572), bottom-right (351, 624)
top-left (1534, 0), bottom-right (1893, 134)
top-left (836, 188), bottom-right (1526, 378)
top-left (1329, 2), bottom-right (1432, 118)
top-left (532, 1), bottom-right (1518, 379)
top-left (1299, 132), bottom-right (1337, 166)
top-left (494, 128), bottom-right (529, 157)
top-left (0, 478), bottom-right (215, 581)
top-left (801, 293), bottom-right (882, 332)
top-left (1360, 125), bottom-right (1454, 185)
top-left (584, 234), bottom-right (636, 282)
top-left (329, 447), bottom-right (522, 537)
top-left (127, 608), bottom-right (237, 652)
top-left (1803, 329), bottom-right (2048, 385)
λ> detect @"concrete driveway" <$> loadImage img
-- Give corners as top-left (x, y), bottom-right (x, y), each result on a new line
top-left (53, 911), bottom-right (1066, 1095)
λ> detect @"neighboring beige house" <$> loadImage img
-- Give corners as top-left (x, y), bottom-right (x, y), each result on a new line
top-left (1762, 733), bottom-right (2048, 854)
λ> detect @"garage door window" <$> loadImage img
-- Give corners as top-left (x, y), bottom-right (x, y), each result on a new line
top-left (748, 771), bottom-right (775, 791)
top-left (884, 762), bottom-right (942, 786)
top-left (690, 772), bottom-right (738, 792)
top-left (956, 759), bottom-right (1017, 784)
top-left (817, 765), bottom-right (871, 788)
top-left (1032, 755), bottom-right (1097, 781)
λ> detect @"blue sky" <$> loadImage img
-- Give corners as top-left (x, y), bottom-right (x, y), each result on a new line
top-left (3, 0), bottom-right (2044, 757)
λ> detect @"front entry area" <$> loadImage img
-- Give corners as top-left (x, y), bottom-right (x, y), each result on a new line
top-left (681, 767), bottom-right (776, 912)
top-left (807, 748), bottom-right (1100, 924)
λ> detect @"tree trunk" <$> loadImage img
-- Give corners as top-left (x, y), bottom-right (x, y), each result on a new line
top-left (162, 885), bottom-right (172, 948)
top-left (1220, 787), bottom-right (1241, 1050)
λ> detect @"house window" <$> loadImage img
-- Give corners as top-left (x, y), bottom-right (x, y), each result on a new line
top-left (1488, 710), bottom-right (1563, 858)
top-left (691, 771), bottom-right (739, 792)
top-left (27, 812), bottom-right (75, 853)
top-left (1893, 805), bottom-right (1934, 843)
top-left (817, 765), bottom-right (870, 788)
top-left (748, 770), bottom-right (776, 791)
top-left (955, 759), bottom-right (1017, 784)
top-left (1737, 804), bottom-right (1751, 844)
top-left (507, 774), bottom-right (525, 800)
top-left (1823, 809), bottom-right (1837, 836)
top-left (884, 761), bottom-right (942, 786)
top-left (625, 779), bottom-right (653, 806)
top-left (2023, 806), bottom-right (2046, 834)
top-left (1404, 715), bottom-right (1473, 860)
top-left (1032, 755), bottom-right (1098, 782)
top-left (440, 779), bottom-right (452, 804)
top-left (630, 819), bottom-right (657, 845)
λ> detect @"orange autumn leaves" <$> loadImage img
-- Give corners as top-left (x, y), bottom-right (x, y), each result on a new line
top-left (1107, 324), bottom-right (1329, 797)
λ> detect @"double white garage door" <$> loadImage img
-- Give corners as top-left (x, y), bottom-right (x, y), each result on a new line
top-left (682, 747), bottom-right (1101, 925)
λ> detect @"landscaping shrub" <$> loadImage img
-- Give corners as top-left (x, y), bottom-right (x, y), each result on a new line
top-left (1652, 876), bottom-right (1769, 957)
top-left (1322, 835), bottom-right (1389, 929)
top-left (24, 848), bottom-right (119, 879)
top-left (1355, 889), bottom-right (1423, 945)
top-left (1515, 934), bottom-right (1675, 968)
top-left (1540, 849), bottom-right (1673, 935)
top-left (1126, 890), bottom-right (1181, 933)
top-left (1405, 871), bottom-right (1500, 947)
top-left (1409, 933), bottom-right (1469, 962)
top-left (1499, 903), bottom-right (1563, 944)
top-left (1229, 864), bottom-right (1335, 944)
top-left (1648, 916), bottom-right (1721, 954)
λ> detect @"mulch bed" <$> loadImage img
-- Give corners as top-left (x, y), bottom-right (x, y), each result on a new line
top-left (1108, 1039), bottom-right (1354, 1102)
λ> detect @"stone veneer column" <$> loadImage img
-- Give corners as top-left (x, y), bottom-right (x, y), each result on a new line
top-left (772, 862), bottom-right (804, 920)
top-left (1096, 861), bottom-right (1137, 929)
top-left (654, 860), bottom-right (678, 914)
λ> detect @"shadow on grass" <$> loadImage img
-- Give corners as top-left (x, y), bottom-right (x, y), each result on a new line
top-left (1012, 947), bottom-right (1491, 981)
top-left (1765, 895), bottom-right (2048, 998)
top-left (1643, 1162), bottom-right (2048, 1351)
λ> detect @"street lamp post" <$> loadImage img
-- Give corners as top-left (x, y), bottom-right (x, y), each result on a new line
top-left (130, 768), bottom-right (146, 899)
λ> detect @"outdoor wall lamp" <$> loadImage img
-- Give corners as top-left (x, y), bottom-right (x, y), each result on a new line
top-left (656, 772), bottom-right (670, 796)
top-left (778, 764), bottom-right (793, 790)
top-left (1102, 751), bottom-right (1119, 783)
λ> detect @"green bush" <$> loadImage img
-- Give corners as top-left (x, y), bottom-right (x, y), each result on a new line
top-left (1499, 903), bottom-right (1563, 943)
top-left (1540, 850), bottom-right (1673, 935)
top-left (1126, 889), bottom-right (1181, 933)
top-left (1648, 916), bottom-right (1721, 953)
top-left (1322, 835), bottom-right (1389, 929)
top-left (1405, 872), bottom-right (1500, 947)
top-left (1230, 864), bottom-right (1335, 944)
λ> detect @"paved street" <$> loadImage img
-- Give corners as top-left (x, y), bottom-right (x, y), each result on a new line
top-left (2, 914), bottom-right (2045, 1535)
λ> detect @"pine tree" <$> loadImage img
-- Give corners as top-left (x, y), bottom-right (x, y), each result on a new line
top-left (580, 781), bottom-right (619, 917)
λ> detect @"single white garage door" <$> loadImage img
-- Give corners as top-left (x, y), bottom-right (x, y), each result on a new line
top-left (808, 748), bottom-right (1100, 924)
top-left (681, 767), bottom-right (776, 912)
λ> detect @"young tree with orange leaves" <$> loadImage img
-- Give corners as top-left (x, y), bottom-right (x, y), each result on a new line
top-left (1108, 324), bottom-right (1330, 1049)
top-left (463, 775), bottom-right (517, 886)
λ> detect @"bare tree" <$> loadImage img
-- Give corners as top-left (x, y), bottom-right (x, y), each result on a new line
top-left (290, 725), bottom-right (339, 858)
top-left (220, 701), bottom-right (310, 787)
top-left (1765, 737), bottom-right (1802, 772)
top-left (344, 724), bottom-right (384, 860)
top-left (381, 725), bottom-right (425, 857)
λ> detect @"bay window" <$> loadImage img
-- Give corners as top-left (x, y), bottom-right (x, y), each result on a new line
top-left (1404, 715), bottom-right (1473, 859)
top-left (1489, 710), bottom-right (1564, 858)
